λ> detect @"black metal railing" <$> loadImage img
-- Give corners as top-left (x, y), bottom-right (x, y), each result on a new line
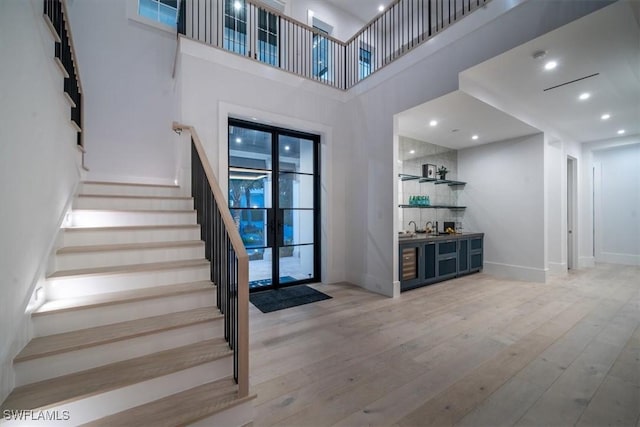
top-left (44, 0), bottom-right (83, 146)
top-left (177, 0), bottom-right (489, 90)
top-left (181, 124), bottom-right (249, 398)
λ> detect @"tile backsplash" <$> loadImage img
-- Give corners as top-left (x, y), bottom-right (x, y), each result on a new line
top-left (398, 136), bottom-right (465, 233)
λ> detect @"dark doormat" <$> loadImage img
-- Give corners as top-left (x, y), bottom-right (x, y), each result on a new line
top-left (250, 285), bottom-right (332, 313)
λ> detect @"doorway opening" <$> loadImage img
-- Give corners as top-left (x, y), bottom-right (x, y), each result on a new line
top-left (228, 119), bottom-right (321, 291)
top-left (567, 156), bottom-right (577, 270)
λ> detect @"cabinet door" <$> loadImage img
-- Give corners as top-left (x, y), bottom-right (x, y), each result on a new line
top-left (437, 240), bottom-right (457, 280)
top-left (470, 237), bottom-right (483, 271)
top-left (399, 243), bottom-right (423, 290)
top-left (458, 238), bottom-right (469, 275)
top-left (424, 243), bottom-right (436, 281)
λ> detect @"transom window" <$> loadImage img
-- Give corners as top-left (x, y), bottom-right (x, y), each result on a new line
top-left (138, 0), bottom-right (178, 27)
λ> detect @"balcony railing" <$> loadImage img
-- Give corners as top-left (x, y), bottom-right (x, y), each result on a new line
top-left (44, 0), bottom-right (84, 146)
top-left (178, 0), bottom-right (489, 90)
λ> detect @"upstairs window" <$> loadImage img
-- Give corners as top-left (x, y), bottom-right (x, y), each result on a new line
top-left (138, 0), bottom-right (178, 27)
top-left (359, 47), bottom-right (371, 80)
top-left (224, 0), bottom-right (248, 55)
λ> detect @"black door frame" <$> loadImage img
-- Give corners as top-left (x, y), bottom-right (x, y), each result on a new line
top-left (228, 118), bottom-right (321, 292)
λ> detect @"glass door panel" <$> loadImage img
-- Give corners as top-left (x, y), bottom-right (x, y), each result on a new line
top-left (229, 119), bottom-right (319, 292)
top-left (281, 209), bottom-right (314, 246)
top-left (279, 245), bottom-right (314, 283)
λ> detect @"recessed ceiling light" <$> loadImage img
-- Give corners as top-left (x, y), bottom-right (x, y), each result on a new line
top-left (409, 150), bottom-right (415, 154)
top-left (617, 129), bottom-right (626, 135)
top-left (601, 113), bottom-right (611, 120)
top-left (284, 145), bottom-right (291, 151)
top-left (378, 5), bottom-right (384, 12)
top-left (429, 120), bottom-right (438, 127)
top-left (544, 60), bottom-right (557, 71)
top-left (471, 135), bottom-right (479, 140)
top-left (234, 1), bottom-right (242, 10)
top-left (235, 138), bottom-right (242, 143)
top-left (579, 92), bottom-right (591, 101)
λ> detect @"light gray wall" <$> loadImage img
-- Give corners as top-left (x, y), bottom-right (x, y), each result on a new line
top-left (458, 134), bottom-right (547, 281)
top-left (593, 141), bottom-right (640, 265)
top-left (0, 0), bottom-right (81, 402)
top-left (178, 38), bottom-right (349, 285)
top-left (67, 0), bottom-right (179, 185)
top-left (288, 0), bottom-right (364, 40)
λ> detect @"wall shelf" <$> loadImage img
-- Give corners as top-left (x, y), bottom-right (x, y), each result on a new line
top-left (398, 174), bottom-right (466, 186)
top-left (399, 205), bottom-right (466, 210)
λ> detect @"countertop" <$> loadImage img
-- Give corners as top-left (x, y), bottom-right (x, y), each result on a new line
top-left (398, 232), bottom-right (484, 244)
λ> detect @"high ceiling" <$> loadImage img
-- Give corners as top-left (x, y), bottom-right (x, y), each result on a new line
top-left (324, 0), bottom-right (395, 26)
top-left (398, 91), bottom-right (539, 152)
top-left (398, 0), bottom-right (640, 150)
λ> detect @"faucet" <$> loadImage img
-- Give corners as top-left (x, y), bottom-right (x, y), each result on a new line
top-left (425, 221), bottom-right (433, 233)
top-left (408, 221), bottom-right (417, 232)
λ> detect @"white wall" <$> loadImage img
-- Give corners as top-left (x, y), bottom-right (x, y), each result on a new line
top-left (592, 140), bottom-right (640, 265)
top-left (287, 0), bottom-right (364, 41)
top-left (0, 0), bottom-right (81, 403)
top-left (458, 134), bottom-right (547, 282)
top-left (67, 0), bottom-right (179, 185)
top-left (178, 37), bottom-right (349, 285)
top-left (545, 137), bottom-right (564, 274)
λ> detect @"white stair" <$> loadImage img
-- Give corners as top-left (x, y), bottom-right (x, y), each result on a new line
top-left (1, 181), bottom-right (253, 426)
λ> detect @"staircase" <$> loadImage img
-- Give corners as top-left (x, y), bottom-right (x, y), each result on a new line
top-left (0, 181), bottom-right (254, 426)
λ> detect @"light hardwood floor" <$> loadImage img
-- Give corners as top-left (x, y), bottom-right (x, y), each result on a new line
top-left (248, 264), bottom-right (640, 427)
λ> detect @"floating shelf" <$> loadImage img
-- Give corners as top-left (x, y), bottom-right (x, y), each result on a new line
top-left (398, 174), bottom-right (466, 186)
top-left (399, 205), bottom-right (466, 210)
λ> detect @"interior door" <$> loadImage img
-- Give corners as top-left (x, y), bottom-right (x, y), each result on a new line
top-left (228, 119), bottom-right (320, 291)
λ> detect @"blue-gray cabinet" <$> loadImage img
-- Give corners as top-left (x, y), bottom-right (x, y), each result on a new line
top-left (399, 234), bottom-right (483, 292)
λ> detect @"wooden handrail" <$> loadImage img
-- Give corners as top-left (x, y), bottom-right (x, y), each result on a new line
top-left (172, 122), bottom-right (249, 398)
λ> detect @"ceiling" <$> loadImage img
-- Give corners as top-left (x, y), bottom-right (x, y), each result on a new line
top-left (324, 0), bottom-right (395, 26)
top-left (397, 0), bottom-right (640, 151)
top-left (398, 91), bottom-right (539, 151)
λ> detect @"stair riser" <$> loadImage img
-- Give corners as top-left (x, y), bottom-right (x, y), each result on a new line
top-left (69, 210), bottom-right (197, 228)
top-left (55, 245), bottom-right (205, 270)
top-left (74, 196), bottom-right (193, 211)
top-left (15, 321), bottom-right (223, 386)
top-left (79, 182), bottom-right (186, 197)
top-left (46, 265), bottom-right (211, 299)
top-left (62, 227), bottom-right (201, 246)
top-left (190, 399), bottom-right (255, 427)
top-left (34, 290), bottom-right (216, 336)
top-left (2, 358), bottom-right (232, 426)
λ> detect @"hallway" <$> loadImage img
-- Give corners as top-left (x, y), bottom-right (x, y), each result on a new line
top-left (249, 264), bottom-right (640, 426)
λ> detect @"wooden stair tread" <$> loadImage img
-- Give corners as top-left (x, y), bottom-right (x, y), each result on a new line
top-left (82, 181), bottom-right (179, 188)
top-left (1, 339), bottom-right (232, 411)
top-left (77, 194), bottom-right (192, 200)
top-left (47, 259), bottom-right (209, 279)
top-left (82, 379), bottom-right (256, 427)
top-left (34, 281), bottom-right (214, 316)
top-left (57, 240), bottom-right (204, 254)
top-left (63, 224), bottom-right (199, 232)
top-left (16, 307), bottom-right (223, 362)
top-left (70, 208), bottom-right (195, 213)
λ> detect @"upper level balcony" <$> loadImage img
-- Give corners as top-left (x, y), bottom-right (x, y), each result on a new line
top-left (176, 0), bottom-right (490, 90)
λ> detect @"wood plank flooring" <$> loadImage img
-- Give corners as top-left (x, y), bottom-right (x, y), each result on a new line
top-left (248, 264), bottom-right (640, 427)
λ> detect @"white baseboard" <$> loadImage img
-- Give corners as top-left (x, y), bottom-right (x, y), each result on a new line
top-left (85, 172), bottom-right (178, 187)
top-left (483, 262), bottom-right (547, 283)
top-left (547, 262), bottom-right (568, 276)
top-left (345, 273), bottom-right (394, 297)
top-left (598, 252), bottom-right (640, 266)
top-left (392, 280), bottom-right (401, 298)
top-left (579, 256), bottom-right (596, 268)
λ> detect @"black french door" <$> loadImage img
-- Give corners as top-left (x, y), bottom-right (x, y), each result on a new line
top-left (228, 119), bottom-right (320, 291)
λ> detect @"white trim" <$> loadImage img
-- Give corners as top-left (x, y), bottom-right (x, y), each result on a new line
top-left (598, 252), bottom-right (640, 266)
top-left (126, 0), bottom-right (178, 34)
top-left (548, 262), bottom-right (568, 276)
top-left (483, 262), bottom-right (547, 283)
top-left (579, 256), bottom-right (595, 268)
top-left (217, 101), bottom-right (338, 286)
